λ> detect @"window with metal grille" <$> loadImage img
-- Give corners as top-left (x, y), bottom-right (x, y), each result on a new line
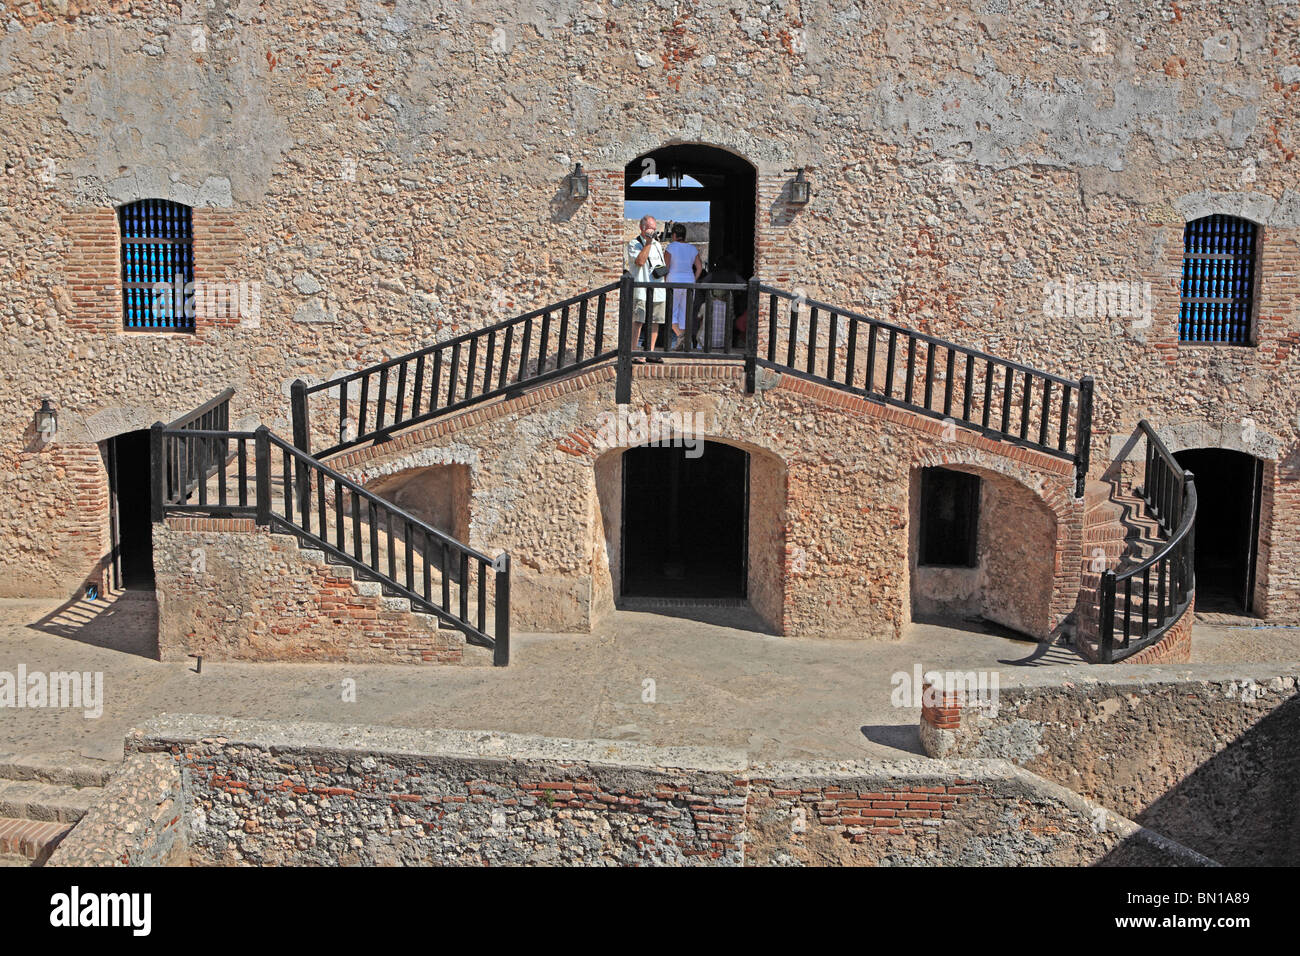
top-left (918, 467), bottom-right (980, 568)
top-left (1179, 214), bottom-right (1257, 345)
top-left (120, 199), bottom-right (194, 332)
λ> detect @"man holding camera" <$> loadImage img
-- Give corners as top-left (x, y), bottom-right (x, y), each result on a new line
top-left (625, 214), bottom-right (667, 362)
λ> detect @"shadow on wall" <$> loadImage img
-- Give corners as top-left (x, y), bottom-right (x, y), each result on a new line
top-left (1103, 693), bottom-right (1300, 866)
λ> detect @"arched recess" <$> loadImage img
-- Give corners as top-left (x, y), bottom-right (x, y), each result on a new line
top-left (364, 464), bottom-right (472, 543)
top-left (624, 144), bottom-right (758, 276)
top-left (908, 462), bottom-right (1061, 640)
top-left (593, 436), bottom-right (785, 632)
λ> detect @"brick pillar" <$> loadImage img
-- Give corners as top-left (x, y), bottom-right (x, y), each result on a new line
top-left (63, 208), bottom-right (120, 333)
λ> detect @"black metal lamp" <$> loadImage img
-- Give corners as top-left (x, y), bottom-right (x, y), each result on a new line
top-left (35, 397), bottom-right (57, 438)
top-left (786, 167), bottom-right (811, 204)
top-left (567, 162), bottom-right (589, 200)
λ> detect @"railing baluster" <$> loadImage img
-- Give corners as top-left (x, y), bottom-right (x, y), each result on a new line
top-left (478, 560), bottom-right (487, 634)
top-left (498, 326), bottom-right (513, 389)
top-left (386, 509), bottom-right (396, 582)
top-left (982, 360), bottom-right (994, 430)
top-left (806, 307), bottom-right (819, 375)
top-left (1057, 383), bottom-right (1072, 452)
top-left (767, 293), bottom-right (778, 363)
top-left (316, 468), bottom-right (326, 541)
top-left (574, 299), bottom-right (588, 363)
top-left (826, 312), bottom-right (838, 382)
top-left (1000, 365), bottom-right (1013, 435)
top-left (537, 311), bottom-right (551, 375)
top-left (430, 348), bottom-right (444, 414)
top-left (865, 324), bottom-right (878, 394)
top-left (368, 500), bottom-right (380, 572)
top-left (962, 353), bottom-right (974, 423)
top-left (358, 374), bottom-right (370, 439)
top-left (1020, 371), bottom-right (1032, 440)
top-left (442, 542), bottom-right (451, 611)
top-left (412, 355), bottom-right (425, 420)
top-left (422, 530), bottom-right (432, 603)
top-left (558, 304), bottom-right (571, 368)
top-left (1038, 379), bottom-right (1052, 448)
top-left (334, 477), bottom-right (344, 552)
top-left (884, 329), bottom-right (897, 399)
top-left (460, 551), bottom-right (469, 622)
top-left (594, 293), bottom-right (606, 355)
top-left (394, 361), bottom-right (408, 426)
top-left (483, 331), bottom-right (496, 399)
top-left (904, 335), bottom-right (917, 405)
top-left (375, 365), bottom-right (389, 433)
top-left (786, 300), bottom-right (799, 368)
top-left (465, 335), bottom-right (478, 403)
top-left (923, 340), bottom-right (935, 410)
top-left (518, 317), bottom-right (533, 382)
top-left (448, 342), bottom-right (461, 406)
top-left (943, 349), bottom-right (955, 417)
top-left (845, 315), bottom-right (858, 389)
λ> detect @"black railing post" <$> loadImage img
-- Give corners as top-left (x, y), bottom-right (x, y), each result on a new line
top-left (494, 553), bottom-right (511, 667)
top-left (149, 421), bottom-right (165, 522)
top-left (1099, 569), bottom-right (1116, 664)
top-left (1074, 374), bottom-right (1095, 498)
top-left (616, 272), bottom-right (634, 404)
top-left (254, 425), bottom-right (271, 526)
top-left (744, 276), bottom-right (761, 394)
top-left (290, 378), bottom-right (312, 505)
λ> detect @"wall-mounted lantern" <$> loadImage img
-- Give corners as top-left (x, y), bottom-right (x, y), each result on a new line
top-left (786, 167), bottom-right (811, 204)
top-left (567, 162), bottom-right (589, 200)
top-left (35, 397), bottom-right (57, 439)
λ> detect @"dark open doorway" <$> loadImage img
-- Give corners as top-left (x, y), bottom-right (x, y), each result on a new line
top-left (1174, 448), bottom-right (1262, 614)
top-left (624, 144), bottom-right (757, 276)
top-left (621, 441), bottom-right (748, 599)
top-left (106, 429), bottom-right (155, 590)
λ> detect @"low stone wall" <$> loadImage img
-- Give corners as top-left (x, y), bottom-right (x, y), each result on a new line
top-left (154, 518), bottom-right (485, 666)
top-left (919, 664), bottom-right (1300, 864)
top-left (106, 715), bottom-right (1209, 866)
top-left (47, 754), bottom-right (186, 867)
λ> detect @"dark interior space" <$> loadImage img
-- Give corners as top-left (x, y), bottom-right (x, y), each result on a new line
top-left (624, 144), bottom-right (757, 276)
top-left (621, 441), bottom-right (748, 599)
top-left (1173, 448), bottom-right (1261, 614)
top-left (107, 429), bottom-right (155, 590)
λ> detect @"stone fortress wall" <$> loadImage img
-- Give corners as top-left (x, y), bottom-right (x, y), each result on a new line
top-left (1, 1), bottom-right (1297, 627)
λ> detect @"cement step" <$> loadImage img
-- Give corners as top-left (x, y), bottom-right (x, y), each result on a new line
top-left (0, 817), bottom-right (73, 865)
top-left (0, 779), bottom-right (102, 824)
top-left (0, 754), bottom-right (116, 789)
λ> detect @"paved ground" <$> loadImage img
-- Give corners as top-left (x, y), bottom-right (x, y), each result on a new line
top-left (1, 592), bottom-right (1297, 767)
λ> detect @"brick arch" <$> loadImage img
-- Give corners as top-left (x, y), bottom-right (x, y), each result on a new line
top-left (911, 443), bottom-right (1076, 527)
top-left (909, 447), bottom-right (1078, 638)
top-left (1140, 419), bottom-right (1282, 462)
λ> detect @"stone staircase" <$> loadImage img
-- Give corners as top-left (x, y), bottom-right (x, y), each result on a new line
top-left (0, 754), bottom-right (114, 866)
top-left (1074, 475), bottom-right (1167, 657)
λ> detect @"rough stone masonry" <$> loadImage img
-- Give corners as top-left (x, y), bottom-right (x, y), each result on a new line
top-left (1, 2), bottom-right (1297, 640)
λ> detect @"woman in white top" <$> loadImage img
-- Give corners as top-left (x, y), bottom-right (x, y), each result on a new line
top-left (664, 223), bottom-right (703, 348)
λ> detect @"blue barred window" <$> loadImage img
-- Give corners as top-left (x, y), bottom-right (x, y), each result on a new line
top-left (1179, 214), bottom-right (1257, 345)
top-left (120, 199), bottom-right (194, 332)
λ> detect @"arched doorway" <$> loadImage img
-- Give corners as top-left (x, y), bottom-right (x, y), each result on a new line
top-left (624, 145), bottom-right (757, 276)
top-left (1174, 448), bottom-right (1263, 613)
top-left (621, 441), bottom-right (748, 599)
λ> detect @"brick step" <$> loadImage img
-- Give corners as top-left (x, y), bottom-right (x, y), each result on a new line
top-left (0, 817), bottom-right (73, 865)
top-left (0, 754), bottom-right (116, 789)
top-left (0, 780), bottom-right (103, 824)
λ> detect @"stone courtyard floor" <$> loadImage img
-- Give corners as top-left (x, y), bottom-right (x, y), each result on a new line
top-left (1, 592), bottom-right (1298, 768)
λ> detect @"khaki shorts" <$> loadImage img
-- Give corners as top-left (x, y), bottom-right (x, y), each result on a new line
top-left (632, 298), bottom-right (666, 324)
